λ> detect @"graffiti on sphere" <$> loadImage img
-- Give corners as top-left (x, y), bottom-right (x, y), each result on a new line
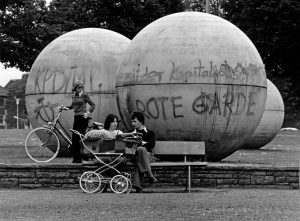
top-left (31, 65), bottom-right (103, 94)
top-left (135, 88), bottom-right (257, 121)
top-left (33, 97), bottom-right (59, 123)
top-left (117, 60), bottom-right (265, 85)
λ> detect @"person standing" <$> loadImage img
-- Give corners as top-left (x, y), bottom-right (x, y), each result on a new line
top-left (66, 80), bottom-right (95, 163)
top-left (131, 111), bottom-right (157, 193)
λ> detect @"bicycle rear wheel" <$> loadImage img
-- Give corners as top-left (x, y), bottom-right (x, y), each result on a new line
top-left (25, 127), bottom-right (60, 163)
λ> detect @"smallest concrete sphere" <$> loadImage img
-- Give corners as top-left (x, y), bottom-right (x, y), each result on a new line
top-left (242, 79), bottom-right (284, 149)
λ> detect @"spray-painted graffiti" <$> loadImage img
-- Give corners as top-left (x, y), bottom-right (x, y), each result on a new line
top-left (117, 64), bottom-right (164, 85)
top-left (169, 61), bottom-right (264, 83)
top-left (136, 96), bottom-right (184, 120)
top-left (117, 60), bottom-right (265, 85)
top-left (30, 65), bottom-right (103, 94)
top-left (134, 89), bottom-right (257, 120)
top-left (33, 97), bottom-right (59, 123)
top-left (30, 82), bottom-right (103, 125)
top-left (192, 90), bottom-right (256, 116)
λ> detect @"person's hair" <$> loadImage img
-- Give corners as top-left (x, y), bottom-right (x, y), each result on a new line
top-left (131, 111), bottom-right (145, 125)
top-left (104, 114), bottom-right (119, 130)
top-left (72, 80), bottom-right (84, 92)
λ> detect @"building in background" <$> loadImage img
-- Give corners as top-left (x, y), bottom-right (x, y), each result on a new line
top-left (0, 86), bottom-right (8, 129)
top-left (3, 73), bottom-right (29, 129)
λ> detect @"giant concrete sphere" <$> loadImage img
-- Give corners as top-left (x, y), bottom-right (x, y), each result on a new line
top-left (242, 79), bottom-right (284, 149)
top-left (25, 28), bottom-right (130, 155)
top-left (116, 12), bottom-right (267, 161)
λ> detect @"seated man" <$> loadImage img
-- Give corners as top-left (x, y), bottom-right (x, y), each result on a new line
top-left (131, 111), bottom-right (157, 193)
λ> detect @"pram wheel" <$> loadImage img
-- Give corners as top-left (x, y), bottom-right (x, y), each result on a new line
top-left (122, 173), bottom-right (132, 194)
top-left (110, 175), bottom-right (129, 194)
top-left (79, 171), bottom-right (101, 193)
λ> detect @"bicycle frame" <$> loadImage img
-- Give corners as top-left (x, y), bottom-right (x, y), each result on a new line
top-left (42, 109), bottom-right (72, 146)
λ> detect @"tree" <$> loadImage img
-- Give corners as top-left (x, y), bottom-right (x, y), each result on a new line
top-left (221, 0), bottom-right (300, 126)
top-left (0, 0), bottom-right (62, 72)
top-left (47, 0), bottom-right (185, 39)
top-left (183, 0), bottom-right (223, 16)
top-left (0, 0), bottom-right (184, 72)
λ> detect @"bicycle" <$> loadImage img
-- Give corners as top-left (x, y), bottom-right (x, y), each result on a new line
top-left (25, 105), bottom-right (102, 163)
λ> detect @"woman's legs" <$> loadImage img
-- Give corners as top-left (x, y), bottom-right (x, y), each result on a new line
top-left (71, 115), bottom-right (88, 163)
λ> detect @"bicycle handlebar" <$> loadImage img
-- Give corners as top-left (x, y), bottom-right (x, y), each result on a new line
top-left (56, 105), bottom-right (69, 112)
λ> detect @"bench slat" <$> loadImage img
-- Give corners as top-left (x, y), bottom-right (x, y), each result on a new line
top-left (151, 162), bottom-right (207, 167)
top-left (153, 141), bottom-right (205, 155)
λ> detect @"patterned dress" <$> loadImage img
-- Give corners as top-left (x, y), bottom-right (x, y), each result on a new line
top-left (84, 129), bottom-right (123, 141)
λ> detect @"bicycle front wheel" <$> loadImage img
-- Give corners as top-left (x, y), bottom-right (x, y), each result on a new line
top-left (25, 127), bottom-right (60, 163)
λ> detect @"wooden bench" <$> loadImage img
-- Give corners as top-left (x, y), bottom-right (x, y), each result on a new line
top-left (151, 141), bottom-right (207, 192)
top-left (84, 139), bottom-right (207, 192)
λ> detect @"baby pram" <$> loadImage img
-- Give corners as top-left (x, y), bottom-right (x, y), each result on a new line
top-left (73, 130), bottom-right (141, 194)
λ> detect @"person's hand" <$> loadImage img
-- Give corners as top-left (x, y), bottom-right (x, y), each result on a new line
top-left (132, 132), bottom-right (143, 137)
top-left (83, 112), bottom-right (91, 119)
top-left (57, 105), bottom-right (69, 112)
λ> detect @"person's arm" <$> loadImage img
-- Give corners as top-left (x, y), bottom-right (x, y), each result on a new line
top-left (83, 94), bottom-right (95, 113)
top-left (65, 104), bottom-right (73, 110)
top-left (65, 95), bottom-right (74, 110)
top-left (143, 130), bottom-right (156, 152)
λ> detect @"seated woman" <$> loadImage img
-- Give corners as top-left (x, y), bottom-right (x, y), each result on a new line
top-left (84, 114), bottom-right (123, 142)
top-left (101, 114), bottom-right (123, 139)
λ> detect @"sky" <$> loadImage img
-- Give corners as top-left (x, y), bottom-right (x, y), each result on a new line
top-left (0, 63), bottom-right (24, 87)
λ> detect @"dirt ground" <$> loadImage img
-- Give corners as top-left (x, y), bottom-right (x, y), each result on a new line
top-left (0, 188), bottom-right (299, 221)
top-left (0, 129), bottom-right (299, 166)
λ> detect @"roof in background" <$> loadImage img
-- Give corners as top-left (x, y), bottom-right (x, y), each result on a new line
top-left (0, 86), bottom-right (8, 97)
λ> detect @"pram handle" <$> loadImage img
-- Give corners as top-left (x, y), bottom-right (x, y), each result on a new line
top-left (70, 129), bottom-right (85, 139)
top-left (92, 122), bottom-right (104, 127)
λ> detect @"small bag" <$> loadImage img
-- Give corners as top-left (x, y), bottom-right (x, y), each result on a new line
top-left (115, 140), bottom-right (138, 155)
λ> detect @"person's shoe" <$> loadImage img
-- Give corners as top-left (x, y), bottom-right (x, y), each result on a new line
top-left (102, 185), bottom-right (108, 193)
top-left (149, 177), bottom-right (158, 184)
top-left (133, 185), bottom-right (143, 193)
top-left (136, 188), bottom-right (143, 193)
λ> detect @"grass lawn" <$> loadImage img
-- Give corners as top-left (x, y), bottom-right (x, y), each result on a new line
top-left (0, 129), bottom-right (299, 166)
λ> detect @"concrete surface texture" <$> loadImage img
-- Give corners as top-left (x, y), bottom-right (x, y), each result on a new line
top-left (25, 28), bottom-right (131, 155)
top-left (243, 79), bottom-right (285, 149)
top-left (0, 188), bottom-right (299, 221)
top-left (116, 12), bottom-right (267, 161)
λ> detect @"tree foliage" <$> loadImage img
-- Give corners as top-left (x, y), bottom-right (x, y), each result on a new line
top-left (221, 0), bottom-right (300, 125)
top-left (0, 0), bottom-right (184, 72)
top-left (47, 0), bottom-right (184, 39)
top-left (183, 0), bottom-right (223, 16)
top-left (0, 0), bottom-right (61, 71)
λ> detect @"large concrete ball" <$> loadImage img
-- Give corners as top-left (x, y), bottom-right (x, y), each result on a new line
top-left (116, 12), bottom-right (267, 161)
top-left (242, 79), bottom-right (284, 149)
top-left (25, 28), bottom-right (130, 155)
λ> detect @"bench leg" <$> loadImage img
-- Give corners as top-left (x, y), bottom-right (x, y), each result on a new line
top-left (188, 166), bottom-right (191, 193)
top-left (186, 166), bottom-right (191, 192)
